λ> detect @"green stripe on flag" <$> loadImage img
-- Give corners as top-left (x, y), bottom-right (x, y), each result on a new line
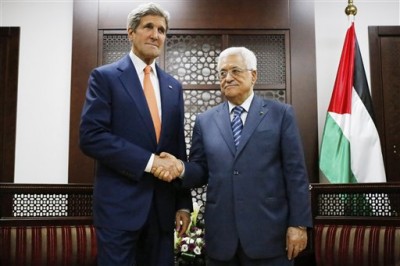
top-left (319, 113), bottom-right (357, 183)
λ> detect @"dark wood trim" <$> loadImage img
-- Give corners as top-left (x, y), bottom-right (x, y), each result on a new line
top-left (311, 182), bottom-right (400, 226)
top-left (0, 27), bottom-right (20, 183)
top-left (0, 217), bottom-right (93, 226)
top-left (290, 1), bottom-right (318, 182)
top-left (97, 0), bottom-right (289, 30)
top-left (69, 0), bottom-right (100, 183)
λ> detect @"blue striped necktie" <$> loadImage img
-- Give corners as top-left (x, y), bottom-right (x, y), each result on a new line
top-left (231, 106), bottom-right (245, 149)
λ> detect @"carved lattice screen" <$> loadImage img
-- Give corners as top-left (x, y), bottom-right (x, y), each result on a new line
top-left (11, 193), bottom-right (93, 217)
top-left (0, 184), bottom-right (94, 218)
top-left (101, 30), bottom-right (289, 222)
top-left (317, 192), bottom-right (398, 217)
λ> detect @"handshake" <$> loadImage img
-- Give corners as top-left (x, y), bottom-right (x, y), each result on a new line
top-left (151, 152), bottom-right (184, 182)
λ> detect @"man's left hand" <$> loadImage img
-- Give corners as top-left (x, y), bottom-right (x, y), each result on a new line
top-left (286, 226), bottom-right (307, 260)
top-left (175, 210), bottom-right (191, 237)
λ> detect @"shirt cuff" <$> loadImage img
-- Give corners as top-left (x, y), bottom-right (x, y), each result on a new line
top-left (145, 154), bottom-right (155, 173)
top-left (179, 160), bottom-right (185, 179)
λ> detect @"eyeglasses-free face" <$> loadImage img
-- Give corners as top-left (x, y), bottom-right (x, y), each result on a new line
top-left (128, 15), bottom-right (167, 65)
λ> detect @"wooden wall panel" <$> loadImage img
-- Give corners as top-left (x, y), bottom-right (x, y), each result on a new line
top-left (98, 0), bottom-right (289, 30)
top-left (69, 1), bottom-right (100, 183)
top-left (70, 0), bottom-right (318, 183)
top-left (289, 0), bottom-right (318, 183)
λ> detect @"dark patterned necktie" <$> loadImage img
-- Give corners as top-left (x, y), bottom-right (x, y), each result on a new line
top-left (231, 106), bottom-right (245, 149)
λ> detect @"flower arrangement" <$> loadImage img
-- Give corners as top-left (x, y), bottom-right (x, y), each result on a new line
top-left (175, 202), bottom-right (205, 265)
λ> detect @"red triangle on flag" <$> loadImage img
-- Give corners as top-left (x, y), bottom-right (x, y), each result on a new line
top-left (327, 23), bottom-right (355, 115)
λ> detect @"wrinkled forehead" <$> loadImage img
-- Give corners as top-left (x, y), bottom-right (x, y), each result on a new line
top-left (218, 54), bottom-right (246, 70)
top-left (139, 15), bottom-right (167, 27)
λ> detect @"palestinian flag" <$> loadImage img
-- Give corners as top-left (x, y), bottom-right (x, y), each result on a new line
top-left (319, 22), bottom-right (386, 183)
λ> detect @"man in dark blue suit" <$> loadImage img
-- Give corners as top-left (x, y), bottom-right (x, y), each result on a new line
top-left (79, 3), bottom-right (192, 265)
top-left (156, 47), bottom-right (312, 265)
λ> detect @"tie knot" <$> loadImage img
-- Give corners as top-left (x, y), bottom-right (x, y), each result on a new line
top-left (144, 65), bottom-right (152, 74)
top-left (233, 106), bottom-right (244, 116)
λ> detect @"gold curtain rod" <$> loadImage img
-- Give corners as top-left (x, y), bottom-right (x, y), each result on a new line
top-left (345, 0), bottom-right (357, 16)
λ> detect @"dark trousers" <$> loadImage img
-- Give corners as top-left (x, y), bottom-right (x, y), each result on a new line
top-left (95, 202), bottom-right (174, 266)
top-left (207, 243), bottom-right (294, 266)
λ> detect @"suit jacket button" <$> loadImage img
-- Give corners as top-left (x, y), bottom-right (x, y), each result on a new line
top-left (233, 170), bottom-right (239, 175)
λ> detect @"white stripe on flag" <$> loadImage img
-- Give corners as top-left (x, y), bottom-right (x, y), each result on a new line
top-left (350, 87), bottom-right (386, 182)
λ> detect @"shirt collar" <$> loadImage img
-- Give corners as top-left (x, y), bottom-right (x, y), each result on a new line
top-left (129, 50), bottom-right (157, 76)
top-left (228, 92), bottom-right (254, 113)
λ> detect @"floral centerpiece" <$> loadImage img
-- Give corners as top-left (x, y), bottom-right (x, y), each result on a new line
top-left (175, 202), bottom-right (206, 265)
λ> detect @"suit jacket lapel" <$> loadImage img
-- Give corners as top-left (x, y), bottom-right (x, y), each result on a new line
top-left (214, 102), bottom-right (236, 156)
top-left (236, 96), bottom-right (269, 155)
top-left (156, 65), bottom-right (176, 145)
top-left (117, 55), bottom-right (157, 143)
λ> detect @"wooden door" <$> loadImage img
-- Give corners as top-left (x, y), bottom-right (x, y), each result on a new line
top-left (0, 27), bottom-right (20, 182)
top-left (369, 26), bottom-right (400, 182)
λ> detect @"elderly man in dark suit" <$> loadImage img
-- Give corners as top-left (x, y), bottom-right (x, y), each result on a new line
top-left (79, 2), bottom-right (192, 266)
top-left (155, 46), bottom-right (312, 266)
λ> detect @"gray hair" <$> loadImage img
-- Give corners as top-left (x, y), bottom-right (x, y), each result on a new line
top-left (217, 47), bottom-right (257, 71)
top-left (127, 2), bottom-right (170, 31)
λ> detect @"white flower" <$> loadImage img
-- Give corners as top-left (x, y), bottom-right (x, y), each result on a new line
top-left (174, 202), bottom-right (206, 259)
top-left (191, 202), bottom-right (201, 226)
top-left (195, 228), bottom-right (203, 236)
top-left (181, 244), bottom-right (189, 252)
top-left (193, 246), bottom-right (202, 255)
top-left (195, 237), bottom-right (204, 245)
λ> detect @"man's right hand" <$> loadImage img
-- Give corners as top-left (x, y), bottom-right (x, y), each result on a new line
top-left (152, 152), bottom-right (183, 182)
